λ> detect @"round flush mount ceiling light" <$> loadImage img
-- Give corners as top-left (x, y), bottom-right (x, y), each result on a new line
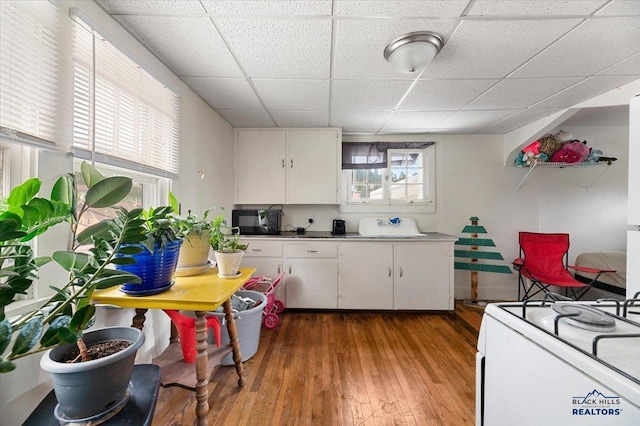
top-left (383, 31), bottom-right (444, 74)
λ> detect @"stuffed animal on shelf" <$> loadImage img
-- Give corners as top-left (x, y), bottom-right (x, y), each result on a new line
top-left (551, 140), bottom-right (590, 163)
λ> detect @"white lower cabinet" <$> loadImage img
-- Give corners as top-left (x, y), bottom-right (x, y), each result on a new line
top-left (239, 240), bottom-right (285, 302)
top-left (284, 242), bottom-right (338, 309)
top-left (338, 242), bottom-right (454, 310)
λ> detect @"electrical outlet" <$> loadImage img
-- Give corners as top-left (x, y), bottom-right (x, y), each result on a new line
top-left (308, 218), bottom-right (314, 224)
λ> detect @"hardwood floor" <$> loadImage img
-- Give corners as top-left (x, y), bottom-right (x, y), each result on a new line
top-left (152, 302), bottom-right (484, 425)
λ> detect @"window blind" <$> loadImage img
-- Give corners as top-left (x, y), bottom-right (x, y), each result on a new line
top-left (72, 19), bottom-right (180, 179)
top-left (342, 142), bottom-right (434, 169)
top-left (0, 1), bottom-right (59, 149)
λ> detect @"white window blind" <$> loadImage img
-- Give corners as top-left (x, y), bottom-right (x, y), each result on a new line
top-left (72, 18), bottom-right (180, 179)
top-left (0, 1), bottom-right (59, 149)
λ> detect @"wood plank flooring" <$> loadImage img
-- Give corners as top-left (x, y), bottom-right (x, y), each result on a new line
top-left (152, 302), bottom-right (484, 425)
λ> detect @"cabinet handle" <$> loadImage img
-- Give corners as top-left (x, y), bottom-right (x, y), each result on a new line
top-left (251, 248), bottom-right (262, 252)
top-left (400, 268), bottom-right (403, 277)
top-left (388, 267), bottom-right (392, 277)
top-left (278, 265), bottom-right (281, 274)
top-left (289, 265), bottom-right (292, 274)
top-left (307, 249), bottom-right (318, 253)
top-left (282, 159), bottom-right (285, 168)
top-left (290, 159), bottom-right (294, 168)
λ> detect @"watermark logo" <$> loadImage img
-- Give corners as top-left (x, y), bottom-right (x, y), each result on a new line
top-left (572, 389), bottom-right (622, 416)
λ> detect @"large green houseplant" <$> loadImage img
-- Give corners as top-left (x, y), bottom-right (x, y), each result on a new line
top-left (0, 162), bottom-right (150, 419)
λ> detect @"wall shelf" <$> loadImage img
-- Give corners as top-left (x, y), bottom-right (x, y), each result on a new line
top-left (516, 161), bottom-right (611, 191)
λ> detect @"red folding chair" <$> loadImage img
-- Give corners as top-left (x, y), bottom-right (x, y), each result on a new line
top-left (512, 232), bottom-right (616, 300)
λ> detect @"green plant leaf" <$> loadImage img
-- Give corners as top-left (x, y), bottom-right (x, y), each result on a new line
top-left (117, 245), bottom-right (143, 255)
top-left (80, 161), bottom-right (104, 188)
top-left (12, 318), bottom-right (42, 355)
top-left (52, 251), bottom-right (90, 272)
top-left (40, 315), bottom-right (71, 347)
top-left (70, 305), bottom-right (95, 332)
top-left (94, 271), bottom-right (141, 289)
top-left (6, 178), bottom-right (41, 210)
top-left (50, 174), bottom-right (74, 206)
top-left (169, 191), bottom-right (179, 213)
top-left (109, 257), bottom-right (136, 265)
top-left (85, 177), bottom-right (132, 208)
top-left (0, 360), bottom-right (16, 373)
top-left (76, 220), bottom-right (112, 245)
top-left (0, 319), bottom-right (11, 355)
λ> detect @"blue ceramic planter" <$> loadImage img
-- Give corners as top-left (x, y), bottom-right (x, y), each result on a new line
top-left (116, 239), bottom-right (182, 295)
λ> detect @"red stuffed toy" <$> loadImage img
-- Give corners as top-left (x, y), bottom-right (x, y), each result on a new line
top-left (551, 140), bottom-right (590, 163)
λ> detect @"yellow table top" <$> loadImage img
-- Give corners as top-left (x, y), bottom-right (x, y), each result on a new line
top-left (91, 267), bottom-right (256, 311)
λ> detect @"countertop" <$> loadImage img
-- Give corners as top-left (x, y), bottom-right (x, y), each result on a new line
top-left (238, 231), bottom-right (458, 241)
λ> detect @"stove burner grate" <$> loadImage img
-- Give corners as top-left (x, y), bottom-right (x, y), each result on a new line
top-left (552, 303), bottom-right (616, 332)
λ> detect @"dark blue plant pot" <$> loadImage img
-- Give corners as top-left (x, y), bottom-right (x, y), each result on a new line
top-left (116, 239), bottom-right (183, 295)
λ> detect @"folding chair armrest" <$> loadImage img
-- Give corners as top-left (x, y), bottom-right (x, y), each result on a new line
top-left (568, 265), bottom-right (616, 274)
top-left (512, 258), bottom-right (524, 270)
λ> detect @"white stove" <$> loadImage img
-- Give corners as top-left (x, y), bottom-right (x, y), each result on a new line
top-left (476, 293), bottom-right (640, 425)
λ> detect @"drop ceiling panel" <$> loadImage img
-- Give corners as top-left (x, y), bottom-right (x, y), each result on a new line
top-left (335, 1), bottom-right (469, 17)
top-left (183, 77), bottom-right (263, 109)
top-left (217, 110), bottom-right (275, 127)
top-left (530, 75), bottom-right (639, 109)
top-left (438, 110), bottom-right (519, 130)
top-left (382, 111), bottom-right (454, 130)
top-left (115, 16), bottom-right (243, 77)
top-left (330, 111), bottom-right (393, 132)
top-left (252, 79), bottom-right (330, 111)
top-left (399, 79), bottom-right (498, 111)
top-left (511, 17), bottom-right (640, 78)
top-left (597, 53), bottom-right (640, 76)
top-left (97, 0), bottom-right (205, 15)
top-left (597, 0), bottom-right (640, 15)
top-left (201, 0), bottom-right (332, 16)
top-left (215, 18), bottom-right (331, 79)
top-left (421, 19), bottom-right (582, 79)
top-left (271, 111), bottom-right (329, 127)
top-left (478, 108), bottom-right (563, 133)
top-left (331, 80), bottom-right (412, 111)
top-left (467, 0), bottom-right (607, 16)
top-left (333, 18), bottom-right (458, 80)
top-left (463, 77), bottom-right (582, 110)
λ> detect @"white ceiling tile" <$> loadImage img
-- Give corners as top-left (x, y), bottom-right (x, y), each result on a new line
top-left (467, 0), bottom-right (607, 16)
top-left (331, 80), bottom-right (411, 111)
top-left (333, 18), bottom-right (458, 79)
top-left (429, 128), bottom-right (482, 134)
top-left (597, 0), bottom-right (640, 15)
top-left (530, 75), bottom-right (639, 109)
top-left (511, 17), bottom-right (640, 78)
top-left (335, 1), bottom-right (469, 17)
top-left (271, 111), bottom-right (329, 127)
top-left (438, 110), bottom-right (519, 130)
top-left (478, 108), bottom-right (563, 133)
top-left (217, 110), bottom-right (275, 127)
top-left (252, 79), bottom-right (329, 110)
top-left (382, 111), bottom-right (454, 130)
top-left (597, 53), bottom-right (640, 76)
top-left (116, 16), bottom-right (243, 77)
top-left (216, 19), bottom-right (331, 79)
top-left (330, 111), bottom-right (392, 130)
top-left (183, 77), bottom-right (263, 109)
top-left (202, 1), bottom-right (332, 15)
top-left (97, 0), bottom-right (205, 14)
top-left (400, 79), bottom-right (498, 111)
top-left (421, 19), bottom-right (582, 79)
top-left (464, 77), bottom-right (582, 110)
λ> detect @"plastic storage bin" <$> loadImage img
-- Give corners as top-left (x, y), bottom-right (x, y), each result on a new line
top-left (207, 290), bottom-right (267, 366)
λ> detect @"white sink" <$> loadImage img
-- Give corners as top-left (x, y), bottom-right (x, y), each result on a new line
top-left (358, 217), bottom-right (424, 237)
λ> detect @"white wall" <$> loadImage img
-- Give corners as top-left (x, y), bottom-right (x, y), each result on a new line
top-left (0, 1), bottom-right (235, 425)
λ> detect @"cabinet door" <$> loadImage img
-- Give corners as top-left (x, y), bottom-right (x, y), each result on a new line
top-left (235, 130), bottom-right (286, 204)
top-left (286, 129), bottom-right (339, 204)
top-left (338, 243), bottom-right (393, 309)
top-left (241, 257), bottom-right (285, 302)
top-left (394, 243), bottom-right (453, 310)
top-left (285, 259), bottom-right (338, 309)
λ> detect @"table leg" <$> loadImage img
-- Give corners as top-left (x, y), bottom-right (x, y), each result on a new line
top-left (131, 308), bottom-right (148, 330)
top-left (223, 298), bottom-right (245, 387)
top-left (194, 311), bottom-right (209, 426)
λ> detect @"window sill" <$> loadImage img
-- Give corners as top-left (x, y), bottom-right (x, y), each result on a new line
top-left (339, 203), bottom-right (435, 214)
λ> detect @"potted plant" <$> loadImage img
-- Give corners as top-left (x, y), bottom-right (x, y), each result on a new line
top-left (210, 215), bottom-right (248, 278)
top-left (115, 205), bottom-right (182, 295)
top-left (0, 161), bottom-right (150, 420)
top-left (169, 190), bottom-right (219, 275)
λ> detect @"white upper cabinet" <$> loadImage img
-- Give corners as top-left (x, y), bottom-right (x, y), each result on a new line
top-left (235, 128), bottom-right (340, 205)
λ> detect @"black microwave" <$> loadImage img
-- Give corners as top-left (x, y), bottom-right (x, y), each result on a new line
top-left (232, 209), bottom-right (281, 235)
